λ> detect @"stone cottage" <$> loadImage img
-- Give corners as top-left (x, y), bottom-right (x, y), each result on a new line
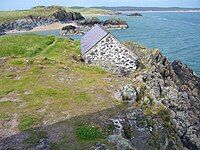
top-left (81, 24), bottom-right (138, 75)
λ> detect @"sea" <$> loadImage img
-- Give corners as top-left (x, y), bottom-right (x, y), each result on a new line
top-left (23, 12), bottom-right (200, 75)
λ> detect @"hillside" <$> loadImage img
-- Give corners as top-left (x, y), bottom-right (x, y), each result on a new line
top-left (0, 34), bottom-right (200, 149)
top-left (0, 6), bottom-right (113, 24)
top-left (0, 34), bottom-right (128, 149)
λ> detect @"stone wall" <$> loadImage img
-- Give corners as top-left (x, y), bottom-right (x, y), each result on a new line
top-left (83, 33), bottom-right (138, 75)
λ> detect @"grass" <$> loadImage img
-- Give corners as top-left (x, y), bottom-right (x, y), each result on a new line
top-left (0, 34), bottom-right (124, 149)
top-left (0, 34), bottom-right (55, 57)
top-left (19, 115), bottom-right (41, 131)
top-left (76, 125), bottom-right (105, 140)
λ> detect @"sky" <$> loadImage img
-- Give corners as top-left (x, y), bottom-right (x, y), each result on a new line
top-left (0, 0), bottom-right (200, 10)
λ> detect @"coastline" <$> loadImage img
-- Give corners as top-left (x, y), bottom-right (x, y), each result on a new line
top-left (5, 11), bottom-right (200, 34)
top-left (5, 22), bottom-right (77, 34)
top-left (133, 10), bottom-right (200, 13)
top-left (5, 14), bottom-right (110, 34)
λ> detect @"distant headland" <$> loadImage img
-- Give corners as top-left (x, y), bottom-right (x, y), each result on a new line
top-left (93, 6), bottom-right (200, 12)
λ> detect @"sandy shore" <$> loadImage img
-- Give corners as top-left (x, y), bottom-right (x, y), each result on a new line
top-left (6, 22), bottom-right (77, 34)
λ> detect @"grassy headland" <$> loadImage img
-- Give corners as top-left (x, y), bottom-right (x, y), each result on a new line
top-left (0, 34), bottom-right (128, 149)
top-left (0, 6), bottom-right (113, 24)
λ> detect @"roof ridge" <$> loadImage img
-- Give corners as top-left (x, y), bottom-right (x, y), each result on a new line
top-left (81, 24), bottom-right (109, 55)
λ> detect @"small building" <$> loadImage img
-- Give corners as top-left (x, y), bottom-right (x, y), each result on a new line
top-left (81, 24), bottom-right (138, 75)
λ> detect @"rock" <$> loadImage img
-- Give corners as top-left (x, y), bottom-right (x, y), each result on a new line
top-left (52, 8), bottom-right (84, 22)
top-left (61, 17), bottom-right (129, 36)
top-left (89, 143), bottom-right (109, 150)
top-left (127, 13), bottom-right (142, 17)
top-left (108, 135), bottom-right (136, 150)
top-left (114, 90), bottom-right (123, 101)
top-left (114, 12), bottom-right (123, 15)
top-left (0, 28), bottom-right (5, 36)
top-left (0, 8), bottom-right (85, 33)
top-left (78, 17), bottom-right (102, 27)
top-left (61, 25), bottom-right (76, 31)
top-left (172, 60), bottom-right (200, 93)
top-left (103, 18), bottom-right (128, 29)
top-left (121, 85), bottom-right (137, 103)
top-left (0, 92), bottom-right (20, 102)
top-left (60, 25), bottom-right (78, 35)
top-left (35, 139), bottom-right (51, 150)
top-left (111, 119), bottom-right (124, 135)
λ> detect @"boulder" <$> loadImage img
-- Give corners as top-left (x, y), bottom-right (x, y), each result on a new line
top-left (121, 85), bottom-right (137, 103)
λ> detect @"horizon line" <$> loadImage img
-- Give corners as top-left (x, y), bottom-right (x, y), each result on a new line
top-left (1, 5), bottom-right (200, 11)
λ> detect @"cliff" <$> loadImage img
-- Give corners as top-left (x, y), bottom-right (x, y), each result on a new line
top-left (0, 35), bottom-right (199, 150)
top-left (0, 8), bottom-right (85, 34)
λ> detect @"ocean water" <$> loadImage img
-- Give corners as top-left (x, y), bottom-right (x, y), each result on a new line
top-left (98, 12), bottom-right (200, 75)
top-left (19, 12), bottom-right (200, 75)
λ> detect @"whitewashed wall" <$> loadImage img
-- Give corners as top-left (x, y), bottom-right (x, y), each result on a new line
top-left (83, 33), bottom-right (138, 75)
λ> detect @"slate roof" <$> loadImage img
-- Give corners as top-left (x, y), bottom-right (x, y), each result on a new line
top-left (81, 24), bottom-right (109, 55)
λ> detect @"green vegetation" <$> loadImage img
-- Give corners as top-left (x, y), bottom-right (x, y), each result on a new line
top-left (19, 115), bottom-right (41, 131)
top-left (0, 6), bottom-right (113, 24)
top-left (76, 125), bottom-right (105, 140)
top-left (0, 34), bottom-right (55, 57)
top-left (0, 34), bottom-right (123, 149)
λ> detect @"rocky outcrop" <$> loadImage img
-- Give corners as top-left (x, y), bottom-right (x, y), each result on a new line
top-left (0, 8), bottom-right (84, 34)
top-left (112, 42), bottom-right (200, 149)
top-left (115, 85), bottom-right (138, 103)
top-left (52, 8), bottom-right (84, 22)
top-left (78, 17), bottom-right (102, 27)
top-left (61, 17), bottom-right (129, 36)
top-left (103, 18), bottom-right (128, 29)
top-left (60, 25), bottom-right (78, 35)
top-left (127, 13), bottom-right (142, 17)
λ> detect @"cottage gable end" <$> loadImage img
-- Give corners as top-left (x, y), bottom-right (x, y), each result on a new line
top-left (81, 25), bottom-right (138, 75)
